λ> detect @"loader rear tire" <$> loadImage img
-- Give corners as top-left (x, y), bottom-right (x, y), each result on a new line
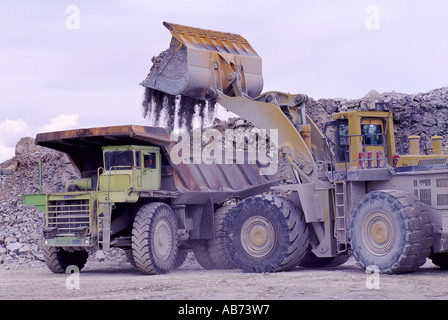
top-left (224, 195), bottom-right (309, 273)
top-left (132, 202), bottom-right (178, 275)
top-left (42, 247), bottom-right (88, 274)
top-left (350, 190), bottom-right (433, 274)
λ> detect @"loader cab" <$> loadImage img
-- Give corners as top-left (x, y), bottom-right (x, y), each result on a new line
top-left (323, 105), bottom-right (396, 180)
top-left (100, 145), bottom-right (161, 191)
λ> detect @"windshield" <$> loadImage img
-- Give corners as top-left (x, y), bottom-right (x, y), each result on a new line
top-left (104, 150), bottom-right (134, 170)
top-left (362, 124), bottom-right (383, 146)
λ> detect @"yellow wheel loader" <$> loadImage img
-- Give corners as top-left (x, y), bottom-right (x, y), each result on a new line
top-left (142, 22), bottom-right (448, 274)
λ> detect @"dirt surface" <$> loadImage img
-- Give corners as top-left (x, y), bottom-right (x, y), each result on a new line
top-left (1, 255), bottom-right (448, 300)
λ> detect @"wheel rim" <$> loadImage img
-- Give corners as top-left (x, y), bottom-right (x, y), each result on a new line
top-left (362, 210), bottom-right (396, 256)
top-left (153, 218), bottom-right (173, 262)
top-left (241, 216), bottom-right (275, 258)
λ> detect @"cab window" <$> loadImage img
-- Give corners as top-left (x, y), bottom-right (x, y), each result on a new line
top-left (362, 124), bottom-right (383, 146)
top-left (338, 123), bottom-right (349, 147)
top-left (135, 151), bottom-right (141, 167)
top-left (336, 121), bottom-right (349, 162)
top-left (144, 153), bottom-right (156, 169)
top-left (104, 151), bottom-right (134, 170)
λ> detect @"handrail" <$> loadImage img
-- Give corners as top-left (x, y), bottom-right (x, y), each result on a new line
top-left (323, 133), bottom-right (387, 179)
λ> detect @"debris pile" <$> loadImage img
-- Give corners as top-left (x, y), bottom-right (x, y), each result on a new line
top-left (0, 138), bottom-right (80, 267)
top-left (306, 87), bottom-right (448, 154)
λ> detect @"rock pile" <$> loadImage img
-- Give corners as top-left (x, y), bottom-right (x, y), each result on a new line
top-left (306, 87), bottom-right (448, 154)
top-left (0, 138), bottom-right (80, 267)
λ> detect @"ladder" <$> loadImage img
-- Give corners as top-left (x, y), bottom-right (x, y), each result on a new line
top-left (334, 181), bottom-right (348, 253)
top-left (98, 206), bottom-right (111, 251)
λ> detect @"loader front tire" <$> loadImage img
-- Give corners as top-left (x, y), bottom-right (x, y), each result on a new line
top-left (350, 190), bottom-right (433, 274)
top-left (224, 195), bottom-right (309, 273)
top-left (132, 202), bottom-right (178, 275)
top-left (42, 247), bottom-right (88, 274)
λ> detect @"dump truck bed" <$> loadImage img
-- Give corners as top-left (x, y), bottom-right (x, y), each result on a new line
top-left (35, 124), bottom-right (278, 205)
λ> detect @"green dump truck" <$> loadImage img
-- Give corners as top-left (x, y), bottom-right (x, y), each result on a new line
top-left (23, 125), bottom-right (277, 275)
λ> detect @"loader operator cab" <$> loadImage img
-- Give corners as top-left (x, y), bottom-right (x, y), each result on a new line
top-left (323, 104), bottom-right (395, 179)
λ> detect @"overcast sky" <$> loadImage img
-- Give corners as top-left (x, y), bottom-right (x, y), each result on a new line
top-left (0, 0), bottom-right (447, 162)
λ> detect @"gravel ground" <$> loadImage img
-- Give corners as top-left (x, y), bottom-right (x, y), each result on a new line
top-left (1, 255), bottom-right (447, 301)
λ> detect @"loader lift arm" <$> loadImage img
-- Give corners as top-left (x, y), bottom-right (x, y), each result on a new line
top-left (142, 21), bottom-right (327, 185)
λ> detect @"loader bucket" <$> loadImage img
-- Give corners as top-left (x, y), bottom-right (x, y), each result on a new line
top-left (141, 22), bottom-right (263, 101)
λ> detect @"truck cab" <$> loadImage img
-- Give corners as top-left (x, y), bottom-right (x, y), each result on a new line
top-left (100, 145), bottom-right (161, 192)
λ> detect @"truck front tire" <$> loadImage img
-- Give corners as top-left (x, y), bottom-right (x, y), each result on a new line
top-left (132, 202), bottom-right (179, 275)
top-left (41, 247), bottom-right (88, 274)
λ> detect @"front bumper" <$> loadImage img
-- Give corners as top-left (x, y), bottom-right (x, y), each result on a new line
top-left (43, 236), bottom-right (93, 247)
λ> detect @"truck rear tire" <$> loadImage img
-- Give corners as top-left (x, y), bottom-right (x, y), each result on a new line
top-left (41, 247), bottom-right (88, 274)
top-left (191, 240), bottom-right (217, 270)
top-left (350, 190), bottom-right (433, 274)
top-left (190, 205), bottom-right (238, 270)
top-left (208, 205), bottom-right (237, 269)
top-left (173, 249), bottom-right (189, 269)
top-left (224, 195), bottom-right (309, 273)
top-left (132, 202), bottom-right (178, 275)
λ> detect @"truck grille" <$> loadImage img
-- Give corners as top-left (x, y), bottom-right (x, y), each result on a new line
top-left (47, 199), bottom-right (90, 237)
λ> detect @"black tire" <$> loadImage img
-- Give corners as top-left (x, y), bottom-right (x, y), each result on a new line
top-left (299, 248), bottom-right (349, 268)
top-left (429, 252), bottom-right (448, 270)
top-left (208, 205), bottom-right (237, 269)
top-left (173, 249), bottom-right (189, 269)
top-left (132, 202), bottom-right (178, 275)
top-left (224, 195), bottom-right (309, 273)
top-left (41, 246), bottom-right (88, 274)
top-left (349, 190), bottom-right (433, 274)
top-left (191, 240), bottom-right (217, 270)
top-left (124, 249), bottom-right (136, 268)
